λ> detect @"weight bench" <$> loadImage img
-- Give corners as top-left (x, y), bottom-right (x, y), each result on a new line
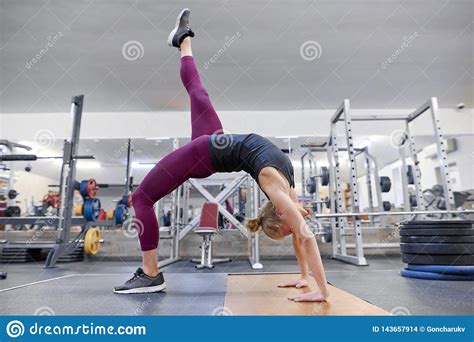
top-left (191, 202), bottom-right (231, 269)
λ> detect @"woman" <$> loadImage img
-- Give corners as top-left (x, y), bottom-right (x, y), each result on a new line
top-left (114, 8), bottom-right (329, 302)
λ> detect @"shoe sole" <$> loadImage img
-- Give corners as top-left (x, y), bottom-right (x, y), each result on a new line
top-left (113, 283), bottom-right (166, 294)
top-left (167, 8), bottom-right (189, 47)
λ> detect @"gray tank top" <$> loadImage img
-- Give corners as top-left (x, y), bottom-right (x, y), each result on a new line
top-left (207, 134), bottom-right (295, 192)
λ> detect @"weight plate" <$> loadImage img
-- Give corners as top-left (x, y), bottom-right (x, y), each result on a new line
top-left (407, 264), bottom-right (474, 275)
top-left (74, 204), bottom-right (83, 216)
top-left (106, 209), bottom-right (115, 220)
top-left (7, 189), bottom-right (18, 199)
top-left (322, 226), bottom-right (332, 243)
top-left (305, 177), bottom-right (316, 194)
top-left (5, 206), bottom-right (21, 217)
top-left (84, 228), bottom-right (101, 256)
top-left (320, 167), bottom-right (330, 186)
top-left (119, 194), bottom-right (131, 207)
top-left (400, 235), bottom-right (474, 244)
top-left (324, 197), bottom-right (331, 210)
top-left (401, 253), bottom-right (474, 265)
top-left (83, 198), bottom-right (101, 222)
top-left (407, 165), bottom-right (414, 185)
top-left (79, 180), bottom-right (89, 198)
top-left (80, 179), bottom-right (97, 198)
top-left (115, 204), bottom-right (129, 225)
top-left (400, 243), bottom-right (474, 255)
top-left (400, 228), bottom-right (474, 236)
top-left (380, 176), bottom-right (392, 193)
top-left (401, 220), bottom-right (473, 226)
top-left (400, 268), bottom-right (474, 281)
top-left (382, 201), bottom-right (391, 212)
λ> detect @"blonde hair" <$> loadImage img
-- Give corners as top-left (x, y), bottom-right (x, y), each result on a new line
top-left (246, 201), bottom-right (284, 240)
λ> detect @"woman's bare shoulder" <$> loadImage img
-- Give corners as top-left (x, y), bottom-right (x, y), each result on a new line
top-left (258, 167), bottom-right (289, 191)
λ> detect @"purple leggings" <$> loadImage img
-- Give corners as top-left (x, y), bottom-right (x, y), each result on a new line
top-left (132, 56), bottom-right (223, 251)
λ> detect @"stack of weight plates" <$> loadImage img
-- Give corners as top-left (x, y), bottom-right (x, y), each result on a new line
top-left (399, 220), bottom-right (474, 280)
top-left (0, 244), bottom-right (84, 263)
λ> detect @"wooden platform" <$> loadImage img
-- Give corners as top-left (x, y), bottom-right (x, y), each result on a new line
top-left (224, 273), bottom-right (388, 316)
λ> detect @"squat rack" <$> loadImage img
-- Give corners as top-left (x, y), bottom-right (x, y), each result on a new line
top-left (326, 97), bottom-right (458, 266)
top-left (0, 95), bottom-right (112, 268)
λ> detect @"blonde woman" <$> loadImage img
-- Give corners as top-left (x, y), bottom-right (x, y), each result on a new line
top-left (114, 8), bottom-right (329, 302)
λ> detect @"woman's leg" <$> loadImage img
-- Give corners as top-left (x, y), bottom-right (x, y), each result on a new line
top-left (132, 135), bottom-right (214, 276)
top-left (179, 37), bottom-right (223, 140)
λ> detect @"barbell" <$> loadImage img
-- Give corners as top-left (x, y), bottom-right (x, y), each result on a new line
top-left (310, 209), bottom-right (474, 219)
top-left (305, 167), bottom-right (331, 194)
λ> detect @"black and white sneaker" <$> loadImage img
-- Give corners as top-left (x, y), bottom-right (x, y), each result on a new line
top-left (113, 268), bottom-right (166, 294)
top-left (167, 8), bottom-right (195, 49)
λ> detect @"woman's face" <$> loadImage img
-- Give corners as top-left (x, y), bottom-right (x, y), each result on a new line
top-left (278, 222), bottom-right (293, 237)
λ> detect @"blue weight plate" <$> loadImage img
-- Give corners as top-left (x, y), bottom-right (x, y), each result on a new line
top-left (401, 268), bottom-right (474, 281)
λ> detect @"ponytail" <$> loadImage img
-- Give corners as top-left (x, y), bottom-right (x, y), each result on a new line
top-left (245, 201), bottom-right (284, 240)
top-left (246, 217), bottom-right (262, 233)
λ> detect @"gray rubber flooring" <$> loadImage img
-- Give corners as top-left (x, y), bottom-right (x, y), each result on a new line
top-left (0, 256), bottom-right (472, 315)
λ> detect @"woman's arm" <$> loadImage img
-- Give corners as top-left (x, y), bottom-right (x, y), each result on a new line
top-left (278, 188), bottom-right (310, 287)
top-left (278, 233), bottom-right (309, 288)
top-left (264, 185), bottom-right (329, 301)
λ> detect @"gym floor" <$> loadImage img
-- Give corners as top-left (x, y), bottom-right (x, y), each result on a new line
top-left (1, 256), bottom-right (472, 316)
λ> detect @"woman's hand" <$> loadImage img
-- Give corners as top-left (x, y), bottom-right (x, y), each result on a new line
top-left (288, 290), bottom-right (328, 302)
top-left (277, 278), bottom-right (308, 289)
